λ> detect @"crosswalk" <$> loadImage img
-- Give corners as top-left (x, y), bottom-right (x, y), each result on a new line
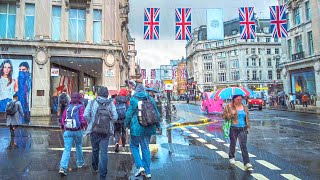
top-left (177, 126), bottom-right (302, 180)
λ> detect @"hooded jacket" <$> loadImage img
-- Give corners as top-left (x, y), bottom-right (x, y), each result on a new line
top-left (84, 96), bottom-right (118, 135)
top-left (114, 88), bottom-right (130, 106)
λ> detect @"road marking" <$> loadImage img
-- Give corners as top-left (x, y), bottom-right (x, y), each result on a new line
top-left (224, 144), bottom-right (230, 147)
top-left (234, 161), bottom-right (245, 171)
top-left (197, 129), bottom-right (207, 134)
top-left (204, 144), bottom-right (218, 150)
top-left (196, 138), bottom-right (207, 143)
top-left (237, 151), bottom-right (257, 157)
top-left (184, 130), bottom-right (192, 134)
top-left (279, 117), bottom-right (320, 126)
top-left (48, 147), bottom-right (132, 154)
top-left (251, 173), bottom-right (269, 180)
top-left (256, 160), bottom-right (281, 170)
top-left (180, 127), bottom-right (188, 131)
top-left (191, 127), bottom-right (199, 130)
top-left (216, 151), bottom-right (228, 158)
top-left (189, 133), bottom-right (199, 138)
top-left (204, 133), bottom-right (214, 137)
top-left (281, 174), bottom-right (301, 180)
top-left (213, 138), bottom-right (225, 143)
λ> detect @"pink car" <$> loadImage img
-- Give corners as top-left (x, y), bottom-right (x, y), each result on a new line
top-left (201, 92), bottom-right (224, 114)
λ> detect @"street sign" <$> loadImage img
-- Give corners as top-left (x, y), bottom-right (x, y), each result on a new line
top-left (165, 83), bottom-right (174, 91)
top-left (51, 68), bottom-right (59, 77)
top-left (163, 80), bottom-right (173, 84)
top-left (106, 70), bottom-right (114, 77)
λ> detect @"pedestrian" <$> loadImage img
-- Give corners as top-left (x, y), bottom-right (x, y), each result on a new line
top-left (302, 94), bottom-right (309, 108)
top-left (59, 93), bottom-right (88, 176)
top-left (6, 93), bottom-right (23, 136)
top-left (114, 88), bottom-right (130, 152)
top-left (125, 84), bottom-right (161, 178)
top-left (84, 86), bottom-right (118, 179)
top-left (58, 88), bottom-right (70, 118)
top-left (289, 93), bottom-right (295, 109)
top-left (79, 90), bottom-right (88, 107)
top-left (222, 95), bottom-right (253, 170)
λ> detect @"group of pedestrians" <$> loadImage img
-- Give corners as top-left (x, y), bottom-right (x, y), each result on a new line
top-left (56, 83), bottom-right (160, 179)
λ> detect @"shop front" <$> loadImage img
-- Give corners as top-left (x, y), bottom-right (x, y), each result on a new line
top-left (290, 69), bottom-right (316, 95)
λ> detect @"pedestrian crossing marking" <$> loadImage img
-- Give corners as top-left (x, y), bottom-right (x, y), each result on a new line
top-left (281, 174), bottom-right (301, 180)
top-left (180, 127), bottom-right (188, 131)
top-left (213, 138), bottom-right (225, 143)
top-left (224, 144), bottom-right (230, 147)
top-left (237, 151), bottom-right (257, 157)
top-left (205, 133), bottom-right (214, 137)
top-left (184, 130), bottom-right (192, 134)
top-left (216, 151), bottom-right (228, 158)
top-left (251, 173), bottom-right (269, 180)
top-left (197, 129), bottom-right (206, 133)
top-left (48, 147), bottom-right (132, 154)
top-left (196, 138), bottom-right (207, 143)
top-left (204, 144), bottom-right (218, 150)
top-left (189, 133), bottom-right (199, 138)
top-left (256, 160), bottom-right (281, 170)
top-left (234, 161), bottom-right (245, 171)
top-left (191, 127), bottom-right (199, 130)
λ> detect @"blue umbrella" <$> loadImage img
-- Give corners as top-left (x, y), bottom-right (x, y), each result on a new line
top-left (146, 87), bottom-right (159, 93)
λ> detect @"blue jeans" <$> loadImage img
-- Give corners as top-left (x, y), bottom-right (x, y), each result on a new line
top-left (229, 127), bottom-right (250, 165)
top-left (91, 132), bottom-right (110, 179)
top-left (130, 135), bottom-right (151, 174)
top-left (60, 130), bottom-right (85, 171)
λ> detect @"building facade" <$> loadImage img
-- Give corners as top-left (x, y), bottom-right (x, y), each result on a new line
top-left (186, 19), bottom-right (283, 95)
top-left (279, 0), bottom-right (320, 106)
top-left (0, 0), bottom-right (134, 117)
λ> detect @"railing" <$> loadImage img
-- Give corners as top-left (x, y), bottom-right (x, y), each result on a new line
top-left (292, 51), bottom-right (304, 61)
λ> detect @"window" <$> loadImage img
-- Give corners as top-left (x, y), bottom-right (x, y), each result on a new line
top-left (204, 62), bottom-right (213, 70)
top-left (218, 61), bottom-right (226, 69)
top-left (93, 9), bottom-right (102, 43)
top-left (305, 1), bottom-right (311, 21)
top-left (258, 48), bottom-right (262, 54)
top-left (266, 38), bottom-right (271, 42)
top-left (245, 48), bottom-right (248, 55)
top-left (25, 4), bottom-right (35, 39)
top-left (52, 6), bottom-right (61, 41)
top-left (276, 58), bottom-right (280, 68)
top-left (231, 60), bottom-right (239, 68)
top-left (308, 31), bottom-right (314, 55)
top-left (294, 8), bottom-right (300, 25)
top-left (288, 39), bottom-right (292, 59)
top-left (268, 70), bottom-right (273, 80)
top-left (277, 70), bottom-right (281, 80)
top-left (257, 37), bottom-right (260, 42)
top-left (246, 58), bottom-right (249, 66)
top-left (203, 54), bottom-right (213, 60)
top-left (267, 58), bottom-right (272, 67)
top-left (231, 71), bottom-right (240, 81)
top-left (251, 48), bottom-right (256, 54)
top-left (218, 73), bottom-right (226, 82)
top-left (251, 58), bottom-right (256, 66)
top-left (232, 29), bottom-right (238, 35)
top-left (259, 70), bottom-right (262, 80)
top-left (287, 13), bottom-right (290, 29)
top-left (295, 35), bottom-right (303, 53)
top-left (205, 43), bottom-right (211, 49)
top-left (275, 48), bottom-right (279, 54)
top-left (258, 58), bottom-right (261, 66)
top-left (0, 3), bottom-right (16, 38)
top-left (267, 48), bottom-right (271, 54)
top-left (252, 70), bottom-right (257, 80)
top-left (274, 38), bottom-right (279, 42)
top-left (204, 74), bottom-right (213, 83)
top-left (69, 8), bottom-right (86, 42)
top-left (247, 70), bottom-right (250, 80)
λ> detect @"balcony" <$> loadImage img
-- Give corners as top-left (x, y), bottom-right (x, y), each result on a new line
top-left (292, 52), bottom-right (304, 61)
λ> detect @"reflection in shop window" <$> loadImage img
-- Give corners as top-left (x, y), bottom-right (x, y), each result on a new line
top-left (291, 70), bottom-right (316, 95)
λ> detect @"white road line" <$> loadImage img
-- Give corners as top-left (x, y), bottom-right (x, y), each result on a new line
top-left (189, 133), bottom-right (199, 138)
top-left (48, 148), bottom-right (132, 154)
top-left (224, 144), bottom-right (230, 147)
top-left (213, 138), bottom-right (225, 143)
top-left (281, 174), bottom-right (301, 180)
top-left (279, 117), bottom-right (320, 126)
top-left (256, 160), bottom-right (281, 170)
top-left (180, 127), bottom-right (188, 131)
top-left (196, 138), bottom-right (207, 143)
top-left (191, 127), bottom-right (199, 130)
top-left (184, 130), bottom-right (192, 134)
top-left (237, 151), bottom-right (257, 157)
top-left (204, 144), bottom-right (218, 150)
top-left (205, 133), bottom-right (214, 137)
top-left (234, 161), bottom-right (245, 171)
top-left (216, 151), bottom-right (229, 158)
top-left (251, 173), bottom-right (269, 180)
top-left (197, 130), bottom-right (207, 134)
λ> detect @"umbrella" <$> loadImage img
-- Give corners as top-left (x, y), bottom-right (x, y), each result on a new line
top-left (146, 87), bottom-right (159, 93)
top-left (210, 87), bottom-right (255, 100)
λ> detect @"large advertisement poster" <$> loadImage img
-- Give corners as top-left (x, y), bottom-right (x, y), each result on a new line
top-left (291, 70), bottom-right (316, 95)
top-left (0, 59), bottom-right (32, 124)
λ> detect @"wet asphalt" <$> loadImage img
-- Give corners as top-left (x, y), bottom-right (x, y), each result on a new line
top-left (0, 102), bottom-right (319, 180)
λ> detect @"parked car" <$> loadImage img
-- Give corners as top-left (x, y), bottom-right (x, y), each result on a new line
top-left (201, 92), bottom-right (223, 114)
top-left (248, 93), bottom-right (263, 110)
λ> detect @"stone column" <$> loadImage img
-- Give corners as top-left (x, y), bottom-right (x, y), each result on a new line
top-left (61, 0), bottom-right (68, 41)
top-left (310, 0), bottom-right (320, 55)
top-left (35, 0), bottom-right (50, 39)
top-left (102, 50), bottom-right (120, 91)
top-left (15, 0), bottom-right (25, 39)
top-left (31, 47), bottom-right (51, 116)
top-left (104, 0), bottom-right (115, 41)
top-left (315, 62), bottom-right (320, 107)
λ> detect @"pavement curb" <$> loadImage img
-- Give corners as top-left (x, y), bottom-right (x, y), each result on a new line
top-left (267, 107), bottom-right (320, 115)
top-left (0, 123), bottom-right (61, 129)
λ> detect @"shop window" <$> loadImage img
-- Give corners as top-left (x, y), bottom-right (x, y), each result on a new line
top-left (0, 3), bottom-right (16, 38)
top-left (52, 6), bottom-right (61, 41)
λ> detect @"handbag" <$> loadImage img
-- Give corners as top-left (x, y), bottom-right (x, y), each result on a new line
top-left (222, 104), bottom-right (232, 138)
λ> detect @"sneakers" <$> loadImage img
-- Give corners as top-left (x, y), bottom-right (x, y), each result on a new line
top-left (145, 174), bottom-right (152, 178)
top-left (77, 164), bottom-right (85, 169)
top-left (134, 167), bottom-right (145, 177)
top-left (229, 158), bottom-right (236, 165)
top-left (245, 163), bottom-right (253, 170)
top-left (115, 143), bottom-right (119, 153)
top-left (58, 168), bottom-right (67, 176)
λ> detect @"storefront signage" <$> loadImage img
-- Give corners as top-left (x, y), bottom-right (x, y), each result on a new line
top-left (51, 68), bottom-right (59, 77)
top-left (106, 70), bottom-right (114, 77)
top-left (165, 83), bottom-right (174, 91)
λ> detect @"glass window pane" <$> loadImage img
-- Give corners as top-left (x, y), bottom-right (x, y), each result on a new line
top-left (7, 14), bottom-right (15, 38)
top-left (78, 19), bottom-right (86, 41)
top-left (93, 10), bottom-right (102, 21)
top-left (0, 14), bottom-right (6, 38)
top-left (25, 4), bottom-right (35, 15)
top-left (52, 6), bottom-right (61, 17)
top-left (69, 9), bottom-right (77, 18)
top-left (8, 4), bottom-right (16, 14)
top-left (0, 4), bottom-right (7, 13)
top-left (25, 16), bottom-right (34, 39)
top-left (52, 17), bottom-right (61, 40)
top-left (78, 9), bottom-right (85, 19)
top-left (93, 21), bottom-right (101, 43)
top-left (69, 19), bottom-right (77, 41)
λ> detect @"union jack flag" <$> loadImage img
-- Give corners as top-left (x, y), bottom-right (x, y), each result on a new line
top-left (144, 8), bottom-right (160, 40)
top-left (151, 69), bottom-right (156, 79)
top-left (175, 8), bottom-right (192, 40)
top-left (270, 6), bottom-right (288, 38)
top-left (239, 7), bottom-right (256, 39)
top-left (181, 68), bottom-right (186, 79)
top-left (141, 69), bottom-right (146, 79)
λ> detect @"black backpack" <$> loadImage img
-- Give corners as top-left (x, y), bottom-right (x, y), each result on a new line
top-left (92, 101), bottom-right (113, 135)
top-left (115, 100), bottom-right (127, 120)
top-left (59, 93), bottom-right (69, 106)
top-left (6, 101), bottom-right (17, 116)
top-left (136, 96), bottom-right (159, 127)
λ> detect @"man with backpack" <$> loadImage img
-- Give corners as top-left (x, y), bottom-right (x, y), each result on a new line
top-left (125, 84), bottom-right (160, 178)
top-left (59, 93), bottom-right (88, 176)
top-left (58, 88), bottom-right (70, 118)
top-left (84, 86), bottom-right (118, 180)
top-left (113, 88), bottom-right (130, 152)
top-left (6, 93), bottom-right (24, 136)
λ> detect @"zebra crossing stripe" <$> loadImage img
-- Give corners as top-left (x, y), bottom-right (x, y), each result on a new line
top-left (184, 130), bottom-right (192, 134)
top-left (196, 138), bottom-right (207, 143)
top-left (205, 133), bottom-right (214, 137)
top-left (180, 127), bottom-right (188, 131)
top-left (216, 151), bottom-right (228, 158)
top-left (256, 160), bottom-right (281, 170)
top-left (234, 161), bottom-right (245, 171)
top-left (204, 144), bottom-right (218, 150)
top-left (251, 173), bottom-right (269, 180)
top-left (191, 127), bottom-right (199, 130)
top-left (197, 130), bottom-right (206, 133)
top-left (237, 151), bottom-right (257, 157)
top-left (281, 174), bottom-right (301, 180)
top-left (213, 138), bottom-right (225, 143)
top-left (189, 133), bottom-right (199, 138)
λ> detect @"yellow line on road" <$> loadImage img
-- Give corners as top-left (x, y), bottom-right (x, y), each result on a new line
top-left (196, 138), bottom-right (207, 143)
top-left (189, 133), bottom-right (199, 138)
top-left (251, 173), bottom-right (269, 180)
top-left (204, 144), bottom-right (218, 150)
top-left (216, 151), bottom-right (229, 158)
top-left (256, 160), bottom-right (281, 170)
top-left (237, 151), bottom-right (257, 157)
top-left (205, 133), bottom-right (214, 137)
top-left (281, 174), bottom-right (301, 180)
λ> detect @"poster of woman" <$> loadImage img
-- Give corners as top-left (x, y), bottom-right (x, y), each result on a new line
top-left (0, 59), bottom-right (32, 124)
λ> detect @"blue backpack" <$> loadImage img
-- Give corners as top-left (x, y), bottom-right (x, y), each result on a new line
top-left (64, 104), bottom-right (82, 130)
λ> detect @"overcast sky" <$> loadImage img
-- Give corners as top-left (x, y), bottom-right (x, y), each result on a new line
top-left (128, 0), bottom-right (278, 70)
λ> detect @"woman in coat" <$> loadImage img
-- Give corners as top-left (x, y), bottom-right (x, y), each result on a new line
top-left (6, 93), bottom-right (24, 136)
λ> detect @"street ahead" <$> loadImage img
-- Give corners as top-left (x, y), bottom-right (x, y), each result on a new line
top-left (0, 102), bottom-right (319, 180)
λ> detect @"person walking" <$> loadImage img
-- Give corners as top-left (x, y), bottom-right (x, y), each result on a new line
top-left (59, 93), bottom-right (88, 176)
top-left (6, 93), bottom-right (23, 136)
top-left (222, 95), bottom-right (253, 170)
top-left (58, 88), bottom-right (70, 118)
top-left (113, 88), bottom-right (130, 152)
top-left (289, 93), bottom-right (295, 109)
top-left (302, 93), bottom-right (309, 108)
top-left (125, 84), bottom-right (160, 178)
top-left (84, 86), bottom-right (118, 180)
